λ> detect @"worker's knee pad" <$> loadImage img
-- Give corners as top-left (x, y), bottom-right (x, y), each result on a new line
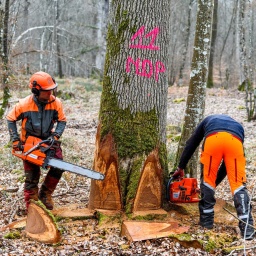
top-left (234, 188), bottom-right (253, 221)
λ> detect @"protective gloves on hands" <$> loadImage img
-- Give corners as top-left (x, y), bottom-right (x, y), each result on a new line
top-left (12, 140), bottom-right (23, 151)
top-left (47, 133), bottom-right (60, 141)
top-left (172, 167), bottom-right (184, 180)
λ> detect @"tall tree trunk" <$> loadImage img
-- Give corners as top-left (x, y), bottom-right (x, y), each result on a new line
top-left (238, 0), bottom-right (251, 121)
top-left (55, 0), bottom-right (63, 78)
top-left (178, 0), bottom-right (194, 86)
top-left (89, 0), bottom-right (170, 213)
top-left (49, 0), bottom-right (58, 74)
top-left (0, 0), bottom-right (11, 119)
top-left (176, 0), bottom-right (214, 178)
top-left (56, 35), bottom-right (63, 78)
top-left (23, 0), bottom-right (30, 74)
top-left (218, 1), bottom-right (238, 88)
top-left (93, 0), bottom-right (109, 77)
top-left (207, 0), bottom-right (218, 88)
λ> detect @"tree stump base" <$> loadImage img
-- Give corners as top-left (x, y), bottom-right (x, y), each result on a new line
top-left (25, 201), bottom-right (61, 244)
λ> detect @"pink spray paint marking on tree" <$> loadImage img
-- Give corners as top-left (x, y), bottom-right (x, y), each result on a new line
top-left (129, 26), bottom-right (160, 50)
top-left (155, 61), bottom-right (166, 81)
top-left (126, 26), bottom-right (166, 82)
top-left (126, 56), bottom-right (165, 81)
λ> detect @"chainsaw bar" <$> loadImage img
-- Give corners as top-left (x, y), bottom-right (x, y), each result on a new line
top-left (46, 157), bottom-right (105, 180)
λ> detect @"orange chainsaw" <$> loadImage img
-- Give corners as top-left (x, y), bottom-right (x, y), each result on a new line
top-left (167, 171), bottom-right (200, 203)
top-left (12, 136), bottom-right (105, 180)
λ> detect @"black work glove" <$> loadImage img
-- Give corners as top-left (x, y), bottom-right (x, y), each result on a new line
top-left (47, 133), bottom-right (61, 149)
top-left (171, 167), bottom-right (185, 180)
top-left (12, 140), bottom-right (23, 151)
top-left (47, 133), bottom-right (60, 141)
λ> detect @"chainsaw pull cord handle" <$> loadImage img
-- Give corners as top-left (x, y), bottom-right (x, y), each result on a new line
top-left (23, 138), bottom-right (54, 156)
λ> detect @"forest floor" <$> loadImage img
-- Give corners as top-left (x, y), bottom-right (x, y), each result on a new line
top-left (1, 79), bottom-right (256, 255)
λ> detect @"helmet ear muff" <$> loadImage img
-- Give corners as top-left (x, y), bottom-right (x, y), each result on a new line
top-left (31, 81), bottom-right (41, 96)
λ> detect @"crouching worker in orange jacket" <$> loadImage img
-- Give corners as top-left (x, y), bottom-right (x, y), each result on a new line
top-left (175, 114), bottom-right (254, 240)
top-left (6, 71), bottom-right (67, 211)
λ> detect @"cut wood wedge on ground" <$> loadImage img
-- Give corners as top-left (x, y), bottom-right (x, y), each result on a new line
top-left (0, 218), bottom-right (27, 232)
top-left (121, 220), bottom-right (190, 242)
top-left (25, 201), bottom-right (61, 244)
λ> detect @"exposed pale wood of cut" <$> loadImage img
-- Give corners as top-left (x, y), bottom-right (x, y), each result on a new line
top-left (89, 130), bottom-right (122, 210)
top-left (94, 209), bottom-right (122, 216)
top-left (52, 206), bottom-right (95, 218)
top-left (133, 150), bottom-right (163, 211)
top-left (25, 202), bottom-right (61, 244)
top-left (0, 218), bottom-right (27, 231)
top-left (121, 220), bottom-right (190, 242)
top-left (132, 209), bottom-right (168, 217)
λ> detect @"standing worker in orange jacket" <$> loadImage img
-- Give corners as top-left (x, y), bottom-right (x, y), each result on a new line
top-left (174, 114), bottom-right (255, 240)
top-left (6, 71), bottom-right (67, 210)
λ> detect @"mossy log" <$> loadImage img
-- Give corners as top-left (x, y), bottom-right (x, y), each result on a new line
top-left (25, 201), bottom-right (61, 244)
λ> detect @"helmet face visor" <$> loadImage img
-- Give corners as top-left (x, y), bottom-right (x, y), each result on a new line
top-left (40, 82), bottom-right (58, 91)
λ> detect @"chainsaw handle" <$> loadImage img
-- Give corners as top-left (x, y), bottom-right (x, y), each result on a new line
top-left (166, 177), bottom-right (173, 201)
top-left (171, 168), bottom-right (185, 180)
top-left (40, 137), bottom-right (56, 153)
top-left (24, 138), bottom-right (54, 156)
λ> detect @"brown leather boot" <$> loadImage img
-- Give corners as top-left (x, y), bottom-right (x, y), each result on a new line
top-left (39, 175), bottom-right (59, 210)
top-left (39, 190), bottom-right (54, 210)
top-left (24, 187), bottom-right (39, 209)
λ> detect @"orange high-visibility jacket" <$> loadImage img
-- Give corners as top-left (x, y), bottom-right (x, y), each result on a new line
top-left (6, 94), bottom-right (67, 142)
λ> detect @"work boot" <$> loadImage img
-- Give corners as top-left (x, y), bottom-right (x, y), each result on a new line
top-left (39, 175), bottom-right (60, 210)
top-left (239, 220), bottom-right (255, 240)
top-left (24, 187), bottom-right (39, 210)
top-left (39, 189), bottom-right (54, 210)
top-left (234, 188), bottom-right (255, 240)
top-left (199, 213), bottom-right (214, 229)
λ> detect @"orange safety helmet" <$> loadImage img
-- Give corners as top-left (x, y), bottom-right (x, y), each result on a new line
top-left (29, 71), bottom-right (57, 94)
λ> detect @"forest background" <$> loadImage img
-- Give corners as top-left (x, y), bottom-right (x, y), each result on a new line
top-left (1, 0), bottom-right (256, 86)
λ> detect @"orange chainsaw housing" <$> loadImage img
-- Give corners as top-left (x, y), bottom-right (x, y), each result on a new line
top-left (12, 136), bottom-right (48, 167)
top-left (169, 178), bottom-right (200, 203)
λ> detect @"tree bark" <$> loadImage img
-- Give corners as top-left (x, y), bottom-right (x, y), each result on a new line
top-left (178, 0), bottom-right (194, 86)
top-left (176, 0), bottom-right (214, 177)
top-left (0, 0), bottom-right (11, 119)
top-left (218, 1), bottom-right (238, 88)
top-left (89, 0), bottom-right (170, 213)
top-left (207, 0), bottom-right (218, 88)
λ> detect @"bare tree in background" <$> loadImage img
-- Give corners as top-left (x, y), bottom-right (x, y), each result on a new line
top-left (218, 0), bottom-right (238, 88)
top-left (207, 0), bottom-right (218, 88)
top-left (0, 0), bottom-right (11, 118)
top-left (238, 0), bottom-right (256, 121)
top-left (178, 0), bottom-right (195, 86)
top-left (176, 0), bottom-right (214, 178)
top-left (89, 0), bottom-right (170, 213)
top-left (0, 0), bottom-right (255, 86)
